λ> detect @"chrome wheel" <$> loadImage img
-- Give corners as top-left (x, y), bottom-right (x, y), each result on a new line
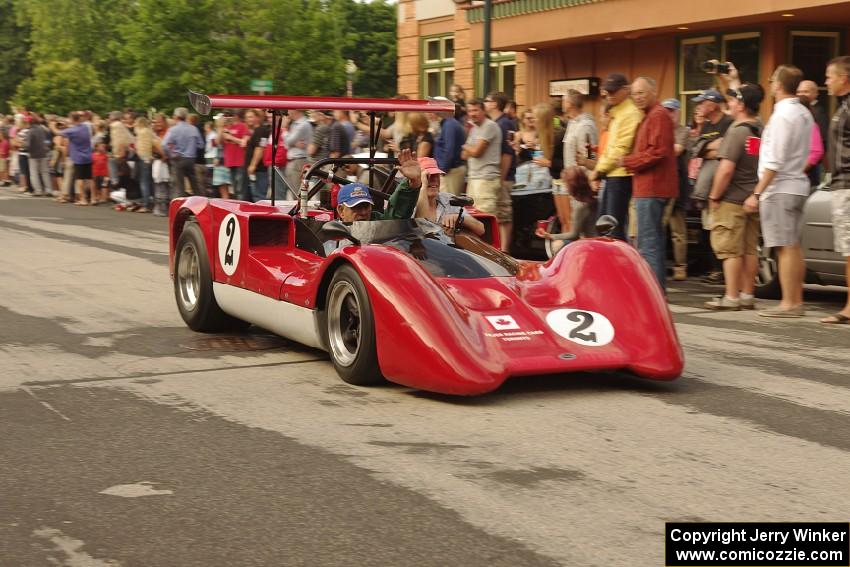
top-left (756, 242), bottom-right (777, 286)
top-left (327, 281), bottom-right (361, 367)
top-left (177, 242), bottom-right (201, 312)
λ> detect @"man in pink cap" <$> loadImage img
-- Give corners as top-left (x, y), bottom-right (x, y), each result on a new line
top-left (416, 156), bottom-right (485, 236)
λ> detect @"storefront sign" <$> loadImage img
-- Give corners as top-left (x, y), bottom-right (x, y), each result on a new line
top-left (549, 77), bottom-right (600, 97)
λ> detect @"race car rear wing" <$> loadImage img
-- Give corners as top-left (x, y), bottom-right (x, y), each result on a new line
top-left (187, 91), bottom-right (455, 115)
top-left (187, 90), bottom-right (454, 207)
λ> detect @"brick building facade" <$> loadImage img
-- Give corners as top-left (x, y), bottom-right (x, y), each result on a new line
top-left (398, 0), bottom-right (850, 121)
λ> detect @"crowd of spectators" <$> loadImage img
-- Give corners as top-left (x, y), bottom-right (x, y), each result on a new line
top-left (2, 55), bottom-right (849, 321)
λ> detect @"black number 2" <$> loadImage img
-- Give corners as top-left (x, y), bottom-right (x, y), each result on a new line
top-left (567, 311), bottom-right (597, 343)
top-left (224, 217), bottom-right (236, 266)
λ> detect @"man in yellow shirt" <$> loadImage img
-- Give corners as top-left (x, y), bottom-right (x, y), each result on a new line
top-left (588, 73), bottom-right (644, 240)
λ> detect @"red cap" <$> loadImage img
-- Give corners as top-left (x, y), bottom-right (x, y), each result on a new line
top-left (417, 156), bottom-right (445, 176)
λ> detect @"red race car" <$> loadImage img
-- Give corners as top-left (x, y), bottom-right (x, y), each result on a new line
top-left (169, 92), bottom-right (683, 395)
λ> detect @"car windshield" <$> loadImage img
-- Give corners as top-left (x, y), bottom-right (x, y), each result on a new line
top-left (348, 218), bottom-right (520, 279)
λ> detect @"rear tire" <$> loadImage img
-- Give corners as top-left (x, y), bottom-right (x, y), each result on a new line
top-left (174, 222), bottom-right (249, 332)
top-left (323, 265), bottom-right (382, 385)
top-left (754, 240), bottom-right (781, 299)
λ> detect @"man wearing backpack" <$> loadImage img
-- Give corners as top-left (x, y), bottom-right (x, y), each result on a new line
top-left (703, 84), bottom-right (765, 310)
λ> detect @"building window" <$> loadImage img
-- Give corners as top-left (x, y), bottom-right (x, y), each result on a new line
top-left (421, 34), bottom-right (454, 98)
top-left (475, 51), bottom-right (516, 100)
top-left (790, 30), bottom-right (840, 112)
top-left (677, 32), bottom-right (760, 122)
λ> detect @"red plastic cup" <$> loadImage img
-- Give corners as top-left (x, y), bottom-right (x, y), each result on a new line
top-left (536, 219), bottom-right (549, 232)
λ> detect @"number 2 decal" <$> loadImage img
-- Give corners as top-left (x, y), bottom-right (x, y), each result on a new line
top-left (546, 309), bottom-right (614, 347)
top-left (566, 311), bottom-right (597, 343)
top-left (224, 217), bottom-right (236, 266)
top-left (218, 213), bottom-right (241, 276)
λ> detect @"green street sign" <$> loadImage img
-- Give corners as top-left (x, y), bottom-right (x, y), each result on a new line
top-left (250, 79), bottom-right (273, 92)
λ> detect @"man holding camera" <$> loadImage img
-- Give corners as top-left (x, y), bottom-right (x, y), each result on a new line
top-left (703, 84), bottom-right (764, 311)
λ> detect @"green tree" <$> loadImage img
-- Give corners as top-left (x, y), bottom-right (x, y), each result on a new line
top-left (13, 59), bottom-right (109, 114)
top-left (117, 0), bottom-right (249, 112)
top-left (330, 0), bottom-right (397, 98)
top-left (6, 0), bottom-right (399, 115)
top-left (13, 0), bottom-right (130, 109)
top-left (0, 0), bottom-right (32, 113)
top-left (237, 0), bottom-right (345, 96)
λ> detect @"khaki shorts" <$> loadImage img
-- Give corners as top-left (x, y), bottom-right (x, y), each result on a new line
top-left (467, 177), bottom-right (512, 223)
top-left (0, 158), bottom-right (7, 173)
top-left (709, 200), bottom-right (760, 259)
top-left (832, 188), bottom-right (850, 257)
top-left (440, 165), bottom-right (466, 196)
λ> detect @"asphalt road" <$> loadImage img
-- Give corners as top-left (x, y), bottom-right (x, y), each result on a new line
top-left (1, 189), bottom-right (849, 567)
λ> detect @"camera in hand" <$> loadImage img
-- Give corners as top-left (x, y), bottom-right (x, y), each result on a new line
top-left (702, 60), bottom-right (730, 74)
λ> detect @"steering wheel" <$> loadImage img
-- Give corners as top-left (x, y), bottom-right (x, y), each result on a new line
top-left (289, 168), bottom-right (345, 216)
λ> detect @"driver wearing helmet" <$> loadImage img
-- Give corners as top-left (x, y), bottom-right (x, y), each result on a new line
top-left (336, 148), bottom-right (422, 222)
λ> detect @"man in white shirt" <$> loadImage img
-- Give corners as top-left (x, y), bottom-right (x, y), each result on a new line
top-left (744, 65), bottom-right (812, 317)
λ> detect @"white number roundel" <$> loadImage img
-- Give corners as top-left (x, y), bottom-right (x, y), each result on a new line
top-left (546, 309), bottom-right (615, 347)
top-left (218, 213), bottom-right (241, 276)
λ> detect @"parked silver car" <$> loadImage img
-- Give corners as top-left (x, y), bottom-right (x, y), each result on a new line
top-left (756, 179), bottom-right (846, 298)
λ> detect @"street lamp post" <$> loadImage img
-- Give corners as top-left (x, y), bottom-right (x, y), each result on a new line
top-left (345, 59), bottom-right (358, 98)
top-left (483, 0), bottom-right (492, 96)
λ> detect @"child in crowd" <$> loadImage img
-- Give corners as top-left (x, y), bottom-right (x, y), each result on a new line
top-left (211, 144), bottom-right (231, 199)
top-left (207, 120), bottom-right (230, 199)
top-left (535, 166), bottom-right (599, 255)
top-left (0, 129), bottom-right (10, 186)
top-left (92, 142), bottom-right (110, 204)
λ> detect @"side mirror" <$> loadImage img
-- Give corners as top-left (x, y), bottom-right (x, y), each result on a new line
top-left (595, 215), bottom-right (618, 237)
top-left (449, 195), bottom-right (474, 208)
top-left (320, 220), bottom-right (361, 245)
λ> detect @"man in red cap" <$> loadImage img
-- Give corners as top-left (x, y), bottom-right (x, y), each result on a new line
top-left (415, 156), bottom-right (485, 236)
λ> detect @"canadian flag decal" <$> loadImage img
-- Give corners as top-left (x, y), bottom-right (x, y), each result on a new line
top-left (485, 315), bottom-right (520, 330)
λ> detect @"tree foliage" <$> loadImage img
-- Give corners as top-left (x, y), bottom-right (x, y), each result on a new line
top-left (2, 0), bottom-right (398, 116)
top-left (12, 0), bottom-right (129, 110)
top-left (0, 0), bottom-right (32, 113)
top-left (333, 0), bottom-right (398, 98)
top-left (13, 59), bottom-right (110, 115)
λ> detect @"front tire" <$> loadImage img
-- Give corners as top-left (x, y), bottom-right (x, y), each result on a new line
top-left (324, 265), bottom-right (382, 385)
top-left (174, 222), bottom-right (249, 332)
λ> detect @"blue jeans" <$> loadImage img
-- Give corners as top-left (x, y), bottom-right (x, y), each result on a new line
top-left (635, 197), bottom-right (669, 289)
top-left (251, 169), bottom-right (269, 202)
top-left (598, 176), bottom-right (632, 241)
top-left (230, 166), bottom-right (247, 201)
top-left (269, 166), bottom-right (289, 199)
top-left (107, 157), bottom-right (119, 187)
top-left (139, 161), bottom-right (153, 208)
